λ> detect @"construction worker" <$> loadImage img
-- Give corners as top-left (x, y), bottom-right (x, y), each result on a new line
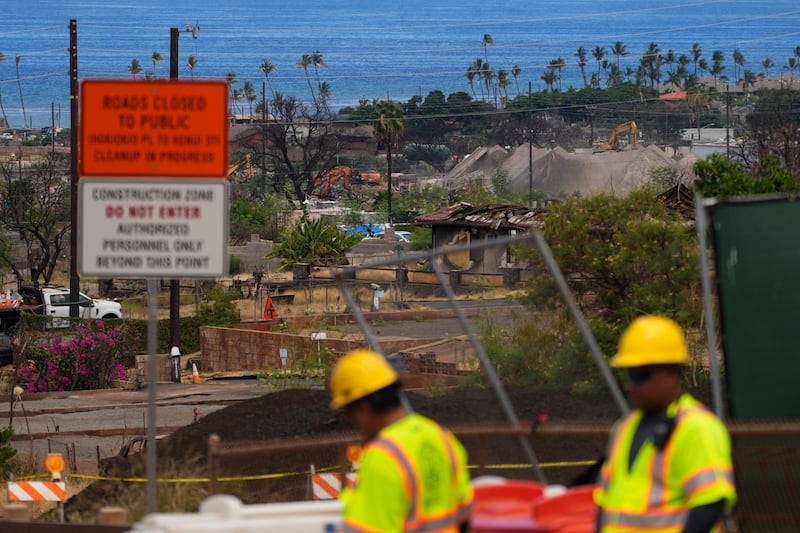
top-left (594, 315), bottom-right (737, 533)
top-left (329, 349), bottom-right (473, 533)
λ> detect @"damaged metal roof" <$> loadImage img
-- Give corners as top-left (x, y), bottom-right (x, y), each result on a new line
top-left (415, 203), bottom-right (547, 231)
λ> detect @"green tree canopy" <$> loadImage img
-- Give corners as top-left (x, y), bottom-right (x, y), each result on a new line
top-left (693, 153), bottom-right (798, 198)
top-left (268, 214), bottom-right (362, 271)
top-left (518, 189), bottom-right (700, 375)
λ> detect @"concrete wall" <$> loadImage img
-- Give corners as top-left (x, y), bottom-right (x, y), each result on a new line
top-left (199, 325), bottom-right (432, 372)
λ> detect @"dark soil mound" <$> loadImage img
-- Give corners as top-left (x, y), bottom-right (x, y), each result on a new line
top-left (66, 385), bottom-right (619, 520)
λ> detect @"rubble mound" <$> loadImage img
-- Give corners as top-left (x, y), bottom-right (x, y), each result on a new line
top-left (447, 144), bottom-right (699, 197)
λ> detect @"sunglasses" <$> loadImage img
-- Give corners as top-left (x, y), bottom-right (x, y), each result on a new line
top-left (627, 369), bottom-right (653, 385)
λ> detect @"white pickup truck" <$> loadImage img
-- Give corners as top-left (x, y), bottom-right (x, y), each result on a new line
top-left (18, 284), bottom-right (123, 327)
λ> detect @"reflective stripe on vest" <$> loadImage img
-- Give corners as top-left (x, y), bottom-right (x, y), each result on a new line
top-left (366, 432), bottom-right (464, 533)
top-left (601, 395), bottom-right (730, 533)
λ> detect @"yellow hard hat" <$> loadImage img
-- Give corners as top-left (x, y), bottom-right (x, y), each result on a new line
top-left (611, 315), bottom-right (688, 368)
top-left (330, 349), bottom-right (399, 409)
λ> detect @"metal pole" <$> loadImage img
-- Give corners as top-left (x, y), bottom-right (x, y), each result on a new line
top-left (528, 81), bottom-right (533, 207)
top-left (168, 28), bottom-right (181, 349)
top-left (146, 279), bottom-right (159, 514)
top-left (695, 194), bottom-right (724, 419)
top-left (430, 259), bottom-right (547, 483)
top-left (725, 84), bottom-right (731, 160)
top-left (68, 20), bottom-right (79, 318)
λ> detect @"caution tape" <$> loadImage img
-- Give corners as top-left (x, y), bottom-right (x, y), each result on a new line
top-left (470, 460), bottom-right (600, 470)
top-left (53, 460), bottom-right (598, 484)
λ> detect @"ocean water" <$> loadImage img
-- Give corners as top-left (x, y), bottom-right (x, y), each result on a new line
top-left (1, 0), bottom-right (799, 128)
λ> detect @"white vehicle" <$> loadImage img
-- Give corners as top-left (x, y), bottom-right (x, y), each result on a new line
top-left (19, 285), bottom-right (123, 328)
top-left (0, 132), bottom-right (13, 140)
top-left (395, 231), bottom-right (413, 243)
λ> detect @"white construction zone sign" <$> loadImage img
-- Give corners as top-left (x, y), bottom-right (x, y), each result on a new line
top-left (78, 180), bottom-right (228, 278)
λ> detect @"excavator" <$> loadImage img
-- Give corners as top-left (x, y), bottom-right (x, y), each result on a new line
top-left (228, 154), bottom-right (253, 179)
top-left (592, 121), bottom-right (638, 152)
top-left (313, 165), bottom-right (353, 198)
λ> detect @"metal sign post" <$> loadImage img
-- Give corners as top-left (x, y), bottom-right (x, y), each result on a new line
top-left (78, 79), bottom-right (229, 515)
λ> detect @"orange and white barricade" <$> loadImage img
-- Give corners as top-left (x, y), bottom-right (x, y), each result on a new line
top-left (8, 481), bottom-right (66, 502)
top-left (311, 472), bottom-right (358, 500)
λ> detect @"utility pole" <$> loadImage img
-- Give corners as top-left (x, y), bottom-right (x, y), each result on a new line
top-left (262, 81), bottom-right (267, 197)
top-left (725, 84), bottom-right (731, 160)
top-left (169, 27), bottom-right (181, 351)
top-left (528, 81), bottom-right (533, 207)
top-left (69, 20), bottom-right (79, 318)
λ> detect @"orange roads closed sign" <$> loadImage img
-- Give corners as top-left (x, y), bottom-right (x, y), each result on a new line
top-left (80, 80), bottom-right (228, 177)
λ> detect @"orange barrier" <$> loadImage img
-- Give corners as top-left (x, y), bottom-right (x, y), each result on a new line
top-left (531, 485), bottom-right (597, 533)
top-left (472, 481), bottom-right (545, 519)
top-left (311, 473), bottom-right (357, 500)
top-left (8, 481), bottom-right (66, 502)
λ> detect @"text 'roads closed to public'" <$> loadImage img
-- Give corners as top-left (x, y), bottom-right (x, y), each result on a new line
top-left (79, 80), bottom-right (228, 177)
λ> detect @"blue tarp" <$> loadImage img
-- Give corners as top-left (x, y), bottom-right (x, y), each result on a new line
top-left (348, 224), bottom-right (385, 237)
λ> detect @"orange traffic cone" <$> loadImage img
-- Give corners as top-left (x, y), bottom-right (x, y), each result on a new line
top-left (191, 363), bottom-right (201, 384)
top-left (263, 295), bottom-right (278, 320)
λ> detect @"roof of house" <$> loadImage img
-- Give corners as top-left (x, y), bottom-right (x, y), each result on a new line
top-left (414, 203), bottom-right (547, 231)
top-left (657, 182), bottom-right (695, 220)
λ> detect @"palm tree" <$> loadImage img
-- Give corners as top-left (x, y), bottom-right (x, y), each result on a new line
top-left (785, 57), bottom-right (799, 83)
top-left (318, 81), bottom-right (333, 102)
top-left (296, 53), bottom-right (316, 102)
top-left (762, 57), bottom-right (775, 78)
top-left (14, 56), bottom-right (27, 127)
top-left (311, 51), bottom-right (328, 94)
top-left (127, 58), bottom-right (143, 79)
top-left (741, 69), bottom-right (757, 99)
top-left (698, 58), bottom-right (709, 77)
top-left (464, 64), bottom-right (478, 100)
top-left (226, 71), bottom-right (238, 119)
top-left (540, 69), bottom-right (557, 93)
top-left (483, 62), bottom-right (497, 105)
top-left (232, 88), bottom-right (244, 116)
top-left (606, 64), bottom-right (623, 87)
top-left (574, 46), bottom-right (588, 87)
top-left (186, 55), bottom-right (198, 79)
top-left (549, 57), bottom-right (566, 92)
top-left (481, 34), bottom-right (495, 102)
top-left (710, 50), bottom-right (725, 87)
top-left (243, 81), bottom-right (257, 120)
top-left (664, 50), bottom-right (677, 75)
top-left (732, 49), bottom-right (746, 82)
top-left (0, 52), bottom-right (8, 128)
top-left (372, 100), bottom-right (404, 224)
top-left (641, 43), bottom-right (662, 88)
top-left (592, 46), bottom-right (606, 76)
top-left (151, 50), bottom-right (164, 78)
top-left (511, 64), bottom-right (522, 96)
top-left (481, 33), bottom-right (494, 64)
top-left (496, 69), bottom-right (510, 104)
top-left (691, 43), bottom-right (702, 77)
top-left (318, 81), bottom-right (333, 113)
top-left (610, 41), bottom-right (629, 68)
top-left (259, 59), bottom-right (277, 99)
top-left (470, 59), bottom-right (487, 101)
top-left (667, 69), bottom-right (683, 90)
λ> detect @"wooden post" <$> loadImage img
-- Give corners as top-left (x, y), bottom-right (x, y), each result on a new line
top-left (98, 507), bottom-right (127, 524)
top-left (4, 502), bottom-right (30, 521)
top-left (208, 433), bottom-right (221, 495)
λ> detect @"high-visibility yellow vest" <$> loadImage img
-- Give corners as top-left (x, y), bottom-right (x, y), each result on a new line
top-left (594, 393), bottom-right (737, 533)
top-left (340, 413), bottom-right (473, 533)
